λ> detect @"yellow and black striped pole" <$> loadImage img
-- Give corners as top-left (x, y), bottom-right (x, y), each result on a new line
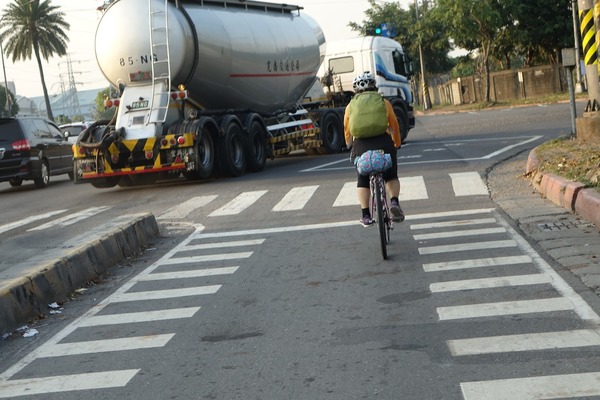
top-left (579, 0), bottom-right (600, 104)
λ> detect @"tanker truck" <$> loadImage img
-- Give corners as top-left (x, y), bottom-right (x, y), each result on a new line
top-left (73, 0), bottom-right (414, 188)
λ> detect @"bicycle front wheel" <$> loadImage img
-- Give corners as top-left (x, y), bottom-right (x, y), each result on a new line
top-left (375, 180), bottom-right (388, 260)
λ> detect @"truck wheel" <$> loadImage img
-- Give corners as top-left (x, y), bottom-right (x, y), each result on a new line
top-left (218, 120), bottom-right (246, 177)
top-left (393, 106), bottom-right (409, 143)
top-left (34, 160), bottom-right (50, 188)
top-left (91, 177), bottom-right (119, 188)
top-left (246, 120), bottom-right (267, 172)
top-left (319, 112), bottom-right (344, 153)
top-left (184, 125), bottom-right (215, 180)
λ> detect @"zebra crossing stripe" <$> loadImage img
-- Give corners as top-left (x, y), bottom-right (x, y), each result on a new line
top-left (37, 334), bottom-right (175, 358)
top-left (0, 210), bottom-right (67, 234)
top-left (410, 217), bottom-right (497, 230)
top-left (209, 190), bottom-right (268, 216)
top-left (437, 297), bottom-right (575, 320)
top-left (183, 239), bottom-right (265, 251)
top-left (139, 266), bottom-right (239, 281)
top-left (430, 273), bottom-right (552, 292)
top-left (157, 252), bottom-right (253, 265)
top-left (461, 372), bottom-right (600, 399)
top-left (399, 176), bottom-right (428, 200)
top-left (413, 227), bottom-right (506, 240)
top-left (111, 285), bottom-right (221, 302)
top-left (0, 370), bottom-right (140, 398)
top-left (157, 195), bottom-right (218, 219)
top-left (273, 186), bottom-right (319, 211)
top-left (422, 255), bottom-right (532, 272)
top-left (333, 182), bottom-right (357, 207)
top-left (449, 329), bottom-right (600, 356)
top-left (27, 207), bottom-right (110, 231)
top-left (418, 240), bottom-right (517, 255)
top-left (78, 307), bottom-right (201, 327)
top-left (450, 172), bottom-right (488, 196)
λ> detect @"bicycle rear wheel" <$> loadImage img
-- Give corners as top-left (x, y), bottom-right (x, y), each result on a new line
top-left (375, 180), bottom-right (388, 260)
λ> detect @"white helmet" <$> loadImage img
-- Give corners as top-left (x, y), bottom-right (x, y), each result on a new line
top-left (352, 72), bottom-right (377, 92)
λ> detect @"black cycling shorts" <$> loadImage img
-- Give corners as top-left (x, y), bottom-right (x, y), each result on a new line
top-left (352, 134), bottom-right (398, 188)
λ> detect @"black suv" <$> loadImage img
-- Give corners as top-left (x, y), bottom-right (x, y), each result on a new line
top-left (0, 117), bottom-right (74, 188)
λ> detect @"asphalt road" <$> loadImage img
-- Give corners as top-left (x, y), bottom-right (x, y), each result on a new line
top-left (2, 102), bottom-right (600, 399)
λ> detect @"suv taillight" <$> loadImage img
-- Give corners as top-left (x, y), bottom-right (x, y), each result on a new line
top-left (11, 139), bottom-right (31, 151)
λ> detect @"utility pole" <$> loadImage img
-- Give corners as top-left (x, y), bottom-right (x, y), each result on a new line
top-left (573, 0), bottom-right (584, 92)
top-left (415, 0), bottom-right (430, 110)
top-left (578, 0), bottom-right (600, 106)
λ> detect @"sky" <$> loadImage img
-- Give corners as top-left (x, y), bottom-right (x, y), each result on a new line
top-left (0, 0), bottom-right (412, 99)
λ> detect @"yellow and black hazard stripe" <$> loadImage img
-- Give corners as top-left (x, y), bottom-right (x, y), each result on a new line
top-left (580, 7), bottom-right (598, 65)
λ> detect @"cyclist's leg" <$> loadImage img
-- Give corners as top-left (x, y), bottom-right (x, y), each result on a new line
top-left (354, 138), bottom-right (374, 227)
top-left (382, 137), bottom-right (404, 222)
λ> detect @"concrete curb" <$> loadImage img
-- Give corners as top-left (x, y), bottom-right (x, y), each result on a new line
top-left (527, 148), bottom-right (600, 228)
top-left (0, 213), bottom-right (159, 334)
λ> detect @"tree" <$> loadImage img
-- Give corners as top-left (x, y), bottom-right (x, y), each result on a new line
top-left (0, 86), bottom-right (18, 117)
top-left (94, 88), bottom-right (116, 121)
top-left (0, 0), bottom-right (69, 121)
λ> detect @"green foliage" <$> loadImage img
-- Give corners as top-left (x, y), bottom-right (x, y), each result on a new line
top-left (0, 0), bottom-right (70, 121)
top-left (0, 86), bottom-right (19, 117)
top-left (93, 87), bottom-right (116, 121)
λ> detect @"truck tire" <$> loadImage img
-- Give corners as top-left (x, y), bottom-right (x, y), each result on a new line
top-left (319, 112), bottom-right (344, 153)
top-left (183, 120), bottom-right (216, 180)
top-left (246, 119), bottom-right (267, 172)
top-left (218, 118), bottom-right (246, 177)
top-left (91, 177), bottom-right (119, 188)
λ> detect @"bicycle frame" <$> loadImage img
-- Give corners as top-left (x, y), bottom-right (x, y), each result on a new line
top-left (370, 171), bottom-right (393, 260)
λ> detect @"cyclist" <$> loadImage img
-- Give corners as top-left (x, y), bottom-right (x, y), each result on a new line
top-left (344, 72), bottom-right (404, 227)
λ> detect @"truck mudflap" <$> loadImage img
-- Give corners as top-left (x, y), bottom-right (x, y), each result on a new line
top-left (73, 133), bottom-right (195, 180)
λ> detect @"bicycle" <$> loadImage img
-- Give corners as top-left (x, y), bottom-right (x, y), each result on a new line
top-left (355, 150), bottom-right (394, 260)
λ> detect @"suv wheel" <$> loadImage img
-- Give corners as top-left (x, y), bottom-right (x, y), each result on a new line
top-left (9, 177), bottom-right (22, 187)
top-left (34, 161), bottom-right (50, 188)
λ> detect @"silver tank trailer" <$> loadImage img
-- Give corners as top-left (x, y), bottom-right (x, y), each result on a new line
top-left (95, 0), bottom-right (326, 115)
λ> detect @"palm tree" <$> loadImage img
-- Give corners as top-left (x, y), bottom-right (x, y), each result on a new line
top-left (0, 0), bottom-right (69, 121)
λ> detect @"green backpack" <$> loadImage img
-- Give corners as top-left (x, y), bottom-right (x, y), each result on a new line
top-left (347, 92), bottom-right (389, 139)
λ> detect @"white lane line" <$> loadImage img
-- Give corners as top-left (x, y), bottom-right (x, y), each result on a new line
top-left (406, 208), bottom-right (495, 221)
top-left (111, 285), bottom-right (221, 302)
top-left (418, 240), bottom-right (516, 255)
top-left (183, 239), bottom-right (265, 251)
top-left (413, 227), bottom-right (506, 240)
top-left (430, 273), bottom-right (553, 292)
top-left (273, 186), bottom-right (319, 211)
top-left (450, 172), bottom-right (488, 196)
top-left (399, 176), bottom-right (428, 201)
top-left (437, 298), bottom-right (575, 320)
top-left (157, 195), bottom-right (218, 219)
top-left (461, 372), bottom-right (600, 400)
top-left (157, 252), bottom-right (253, 265)
top-left (449, 329), bottom-right (600, 356)
top-left (333, 182), bottom-right (357, 207)
top-left (410, 217), bottom-right (497, 230)
top-left (423, 255), bottom-right (532, 272)
top-left (140, 266), bottom-right (239, 281)
top-left (78, 307), bottom-right (201, 327)
top-left (0, 210), bottom-right (67, 234)
top-left (27, 207), bottom-right (110, 231)
top-left (37, 334), bottom-right (175, 358)
top-left (209, 190), bottom-right (267, 216)
top-left (0, 370), bottom-right (140, 398)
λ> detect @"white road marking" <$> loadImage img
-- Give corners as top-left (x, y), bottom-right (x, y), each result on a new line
top-left (157, 252), bottom-right (253, 265)
top-left (157, 195), bottom-right (218, 219)
top-left (422, 255), bottom-right (532, 272)
top-left (37, 334), bottom-right (175, 357)
top-left (0, 370), bottom-right (140, 398)
top-left (183, 239), bottom-right (265, 251)
top-left (449, 329), bottom-right (600, 356)
top-left (418, 240), bottom-right (517, 255)
top-left (110, 285), bottom-right (221, 302)
top-left (139, 267), bottom-right (239, 281)
top-left (272, 185), bottom-right (318, 211)
top-left (461, 372), bottom-right (600, 399)
top-left (399, 176), bottom-right (428, 200)
top-left (410, 217), bottom-right (497, 230)
top-left (333, 182), bottom-right (357, 207)
top-left (406, 208), bottom-right (495, 220)
top-left (437, 298), bottom-right (575, 320)
top-left (430, 273), bottom-right (552, 292)
top-left (78, 307), bottom-right (201, 327)
top-left (27, 207), bottom-right (110, 231)
top-left (413, 227), bottom-right (506, 240)
top-left (450, 172), bottom-right (488, 196)
top-left (209, 190), bottom-right (267, 216)
top-left (0, 210), bottom-right (67, 234)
